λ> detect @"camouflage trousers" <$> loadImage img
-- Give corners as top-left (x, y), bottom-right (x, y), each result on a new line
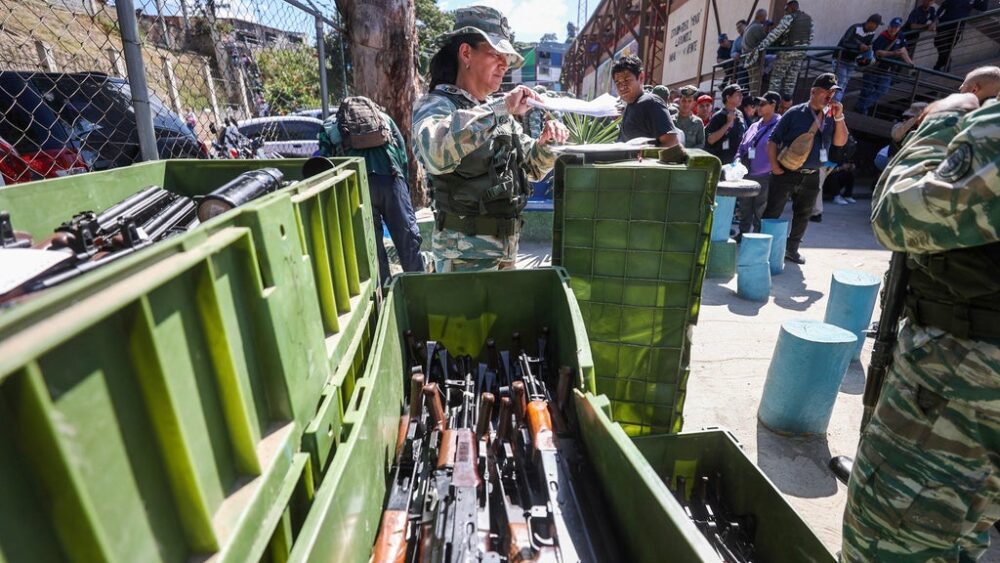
top-left (768, 51), bottom-right (806, 98)
top-left (432, 228), bottom-right (519, 272)
top-left (841, 320), bottom-right (1000, 562)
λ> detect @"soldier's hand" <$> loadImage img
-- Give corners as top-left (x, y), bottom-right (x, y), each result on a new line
top-left (829, 102), bottom-right (844, 118)
top-left (504, 86), bottom-right (540, 117)
top-left (917, 92), bottom-right (980, 124)
top-left (538, 120), bottom-right (569, 145)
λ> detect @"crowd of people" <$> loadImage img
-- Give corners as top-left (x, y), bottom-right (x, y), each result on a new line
top-left (713, 0), bottom-right (990, 114)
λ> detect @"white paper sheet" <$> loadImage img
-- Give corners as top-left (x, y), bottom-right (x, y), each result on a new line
top-left (527, 93), bottom-right (621, 117)
top-left (550, 138), bottom-right (656, 154)
top-left (0, 248), bottom-right (73, 294)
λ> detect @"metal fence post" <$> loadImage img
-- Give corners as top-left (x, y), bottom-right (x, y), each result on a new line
top-left (116, 0), bottom-right (159, 162)
top-left (161, 56), bottom-right (184, 115)
top-left (237, 66), bottom-right (253, 118)
top-left (337, 11), bottom-right (348, 98)
top-left (35, 41), bottom-right (57, 71)
top-left (316, 16), bottom-right (330, 120)
top-left (203, 60), bottom-right (222, 126)
top-left (107, 48), bottom-right (126, 77)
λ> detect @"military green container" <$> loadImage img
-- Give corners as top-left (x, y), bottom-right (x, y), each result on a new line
top-left (552, 151), bottom-right (720, 435)
top-left (634, 429), bottom-right (836, 561)
top-left (0, 159), bottom-right (380, 561)
top-left (287, 268), bottom-right (727, 562)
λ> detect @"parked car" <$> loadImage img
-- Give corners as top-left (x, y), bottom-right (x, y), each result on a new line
top-left (236, 116), bottom-right (323, 157)
top-left (0, 71), bottom-right (206, 181)
top-left (292, 108), bottom-right (326, 119)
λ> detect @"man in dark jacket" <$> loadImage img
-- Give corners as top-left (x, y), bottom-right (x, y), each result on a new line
top-left (834, 14), bottom-right (882, 102)
top-left (934, 0), bottom-right (987, 71)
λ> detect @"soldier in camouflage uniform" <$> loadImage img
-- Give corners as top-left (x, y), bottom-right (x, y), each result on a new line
top-left (674, 85), bottom-right (706, 149)
top-left (746, 1), bottom-right (813, 98)
top-left (413, 6), bottom-right (568, 272)
top-left (841, 92), bottom-right (1000, 561)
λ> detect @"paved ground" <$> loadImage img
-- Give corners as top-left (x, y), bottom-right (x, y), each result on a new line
top-left (510, 193), bottom-right (1000, 559)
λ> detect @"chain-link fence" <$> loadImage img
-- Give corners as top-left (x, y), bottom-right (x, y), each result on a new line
top-left (0, 0), bottom-right (350, 185)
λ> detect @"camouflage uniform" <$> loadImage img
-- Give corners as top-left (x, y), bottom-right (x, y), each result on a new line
top-left (841, 100), bottom-right (1000, 561)
top-left (674, 114), bottom-right (706, 149)
top-left (749, 10), bottom-right (814, 97)
top-left (412, 84), bottom-right (556, 272)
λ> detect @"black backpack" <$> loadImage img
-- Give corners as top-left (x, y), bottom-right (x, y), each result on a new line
top-left (336, 97), bottom-right (392, 149)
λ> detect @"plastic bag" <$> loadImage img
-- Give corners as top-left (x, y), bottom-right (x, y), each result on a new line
top-left (723, 161), bottom-right (749, 181)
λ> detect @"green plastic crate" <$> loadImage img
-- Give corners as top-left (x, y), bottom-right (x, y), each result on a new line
top-left (633, 429), bottom-right (836, 561)
top-left (287, 268), bottom-right (727, 562)
top-left (0, 159), bottom-right (380, 561)
top-left (552, 151), bottom-right (720, 435)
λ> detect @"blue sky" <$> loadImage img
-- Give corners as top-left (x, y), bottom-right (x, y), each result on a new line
top-left (439, 0), bottom-right (597, 43)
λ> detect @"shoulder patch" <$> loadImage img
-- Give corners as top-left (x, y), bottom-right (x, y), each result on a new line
top-left (934, 142), bottom-right (973, 183)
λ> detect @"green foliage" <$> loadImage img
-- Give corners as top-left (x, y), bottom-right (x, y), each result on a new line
top-left (257, 46), bottom-right (321, 113)
top-left (540, 32), bottom-right (558, 42)
top-left (416, 0), bottom-right (454, 75)
top-left (561, 113), bottom-right (621, 144)
top-left (324, 30), bottom-right (353, 102)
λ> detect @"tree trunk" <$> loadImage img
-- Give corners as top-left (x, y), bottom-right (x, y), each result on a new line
top-left (337, 0), bottom-right (427, 207)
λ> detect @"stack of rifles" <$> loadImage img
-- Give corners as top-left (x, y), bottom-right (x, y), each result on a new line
top-left (371, 328), bottom-right (620, 563)
top-left (1, 168), bottom-right (286, 303)
top-left (372, 328), bottom-right (759, 563)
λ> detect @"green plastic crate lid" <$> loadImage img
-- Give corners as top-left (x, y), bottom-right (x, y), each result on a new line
top-left (552, 151), bottom-right (720, 436)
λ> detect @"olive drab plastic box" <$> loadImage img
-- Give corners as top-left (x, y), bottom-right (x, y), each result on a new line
top-left (552, 150), bottom-right (720, 436)
top-left (0, 159), bottom-right (833, 561)
top-left (0, 158), bottom-right (380, 561)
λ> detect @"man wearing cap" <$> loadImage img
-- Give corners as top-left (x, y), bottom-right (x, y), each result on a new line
top-left (901, 0), bottom-right (937, 59)
top-left (834, 14), bottom-right (882, 103)
top-left (696, 94), bottom-right (714, 125)
top-left (412, 6), bottom-right (569, 272)
top-left (745, 0), bottom-right (814, 98)
top-left (855, 17), bottom-right (913, 116)
top-left (842, 90), bottom-right (1000, 563)
top-left (741, 9), bottom-right (769, 95)
top-left (611, 55), bottom-right (679, 147)
top-left (705, 84), bottom-right (746, 166)
top-left (675, 86), bottom-right (706, 149)
top-left (763, 73), bottom-right (848, 265)
top-left (737, 91), bottom-right (781, 235)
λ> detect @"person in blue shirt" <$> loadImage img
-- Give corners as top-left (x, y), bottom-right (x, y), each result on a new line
top-left (320, 102), bottom-right (424, 285)
top-left (855, 18), bottom-right (913, 116)
top-left (763, 73), bottom-right (849, 265)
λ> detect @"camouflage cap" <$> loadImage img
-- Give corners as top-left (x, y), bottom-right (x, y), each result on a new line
top-left (678, 84), bottom-right (699, 98)
top-left (436, 6), bottom-right (525, 69)
top-left (651, 85), bottom-right (671, 101)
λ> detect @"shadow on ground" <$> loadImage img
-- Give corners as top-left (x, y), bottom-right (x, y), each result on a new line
top-left (755, 421), bottom-right (839, 500)
top-left (839, 361), bottom-right (866, 395)
top-left (772, 263), bottom-right (824, 312)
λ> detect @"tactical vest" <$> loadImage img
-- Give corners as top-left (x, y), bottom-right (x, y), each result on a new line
top-left (427, 88), bottom-right (530, 237)
top-left (780, 12), bottom-right (813, 46)
top-left (905, 242), bottom-right (1000, 341)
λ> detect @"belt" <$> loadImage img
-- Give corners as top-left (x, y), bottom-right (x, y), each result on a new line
top-left (795, 168), bottom-right (819, 175)
top-left (905, 296), bottom-right (1000, 341)
top-left (436, 212), bottom-right (520, 238)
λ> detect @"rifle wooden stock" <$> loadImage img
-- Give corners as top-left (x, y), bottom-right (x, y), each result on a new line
top-left (476, 392), bottom-right (495, 438)
top-left (511, 381), bottom-right (527, 426)
top-left (556, 366), bottom-right (572, 413)
top-left (409, 370), bottom-right (424, 420)
top-left (507, 522), bottom-right (535, 562)
top-left (370, 510), bottom-right (409, 563)
top-left (423, 383), bottom-right (446, 433)
top-left (393, 415), bottom-right (409, 462)
top-left (495, 397), bottom-right (513, 448)
top-left (437, 429), bottom-right (456, 470)
top-left (526, 401), bottom-right (556, 452)
top-left (452, 429), bottom-right (478, 487)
